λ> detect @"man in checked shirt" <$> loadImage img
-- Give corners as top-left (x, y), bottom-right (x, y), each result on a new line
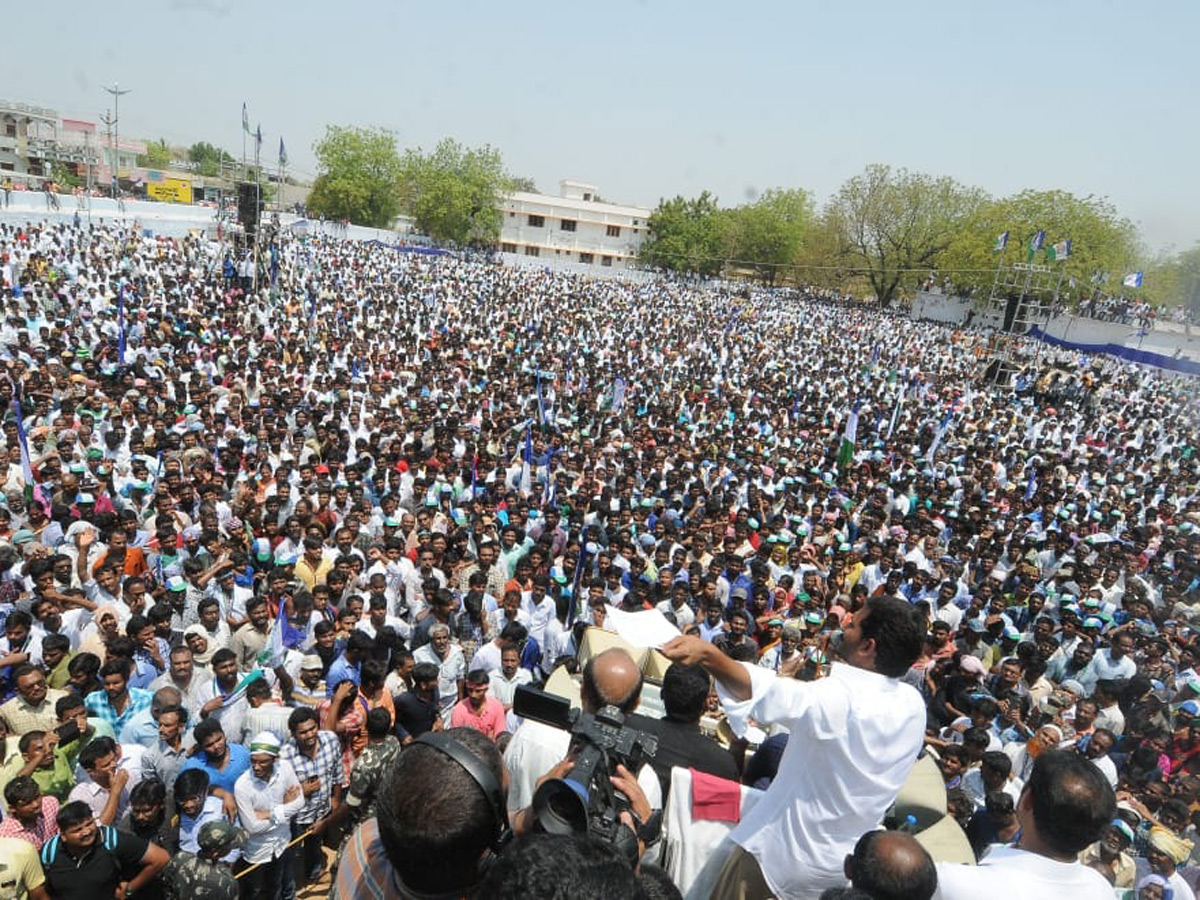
top-left (279, 706), bottom-right (347, 882)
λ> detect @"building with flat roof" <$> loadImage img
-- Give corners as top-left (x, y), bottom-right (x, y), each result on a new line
top-left (498, 179), bottom-right (651, 271)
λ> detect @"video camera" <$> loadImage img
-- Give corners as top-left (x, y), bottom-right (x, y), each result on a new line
top-left (513, 684), bottom-right (659, 862)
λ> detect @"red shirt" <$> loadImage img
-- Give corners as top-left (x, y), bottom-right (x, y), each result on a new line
top-left (449, 694), bottom-right (507, 740)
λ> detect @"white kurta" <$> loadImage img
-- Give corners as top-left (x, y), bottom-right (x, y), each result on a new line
top-left (935, 846), bottom-right (1115, 899)
top-left (717, 661), bottom-right (926, 899)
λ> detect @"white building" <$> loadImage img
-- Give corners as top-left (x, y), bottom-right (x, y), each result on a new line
top-left (498, 179), bottom-right (650, 271)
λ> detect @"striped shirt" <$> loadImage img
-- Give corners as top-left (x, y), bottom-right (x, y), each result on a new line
top-left (279, 731), bottom-right (346, 825)
top-left (0, 795), bottom-right (59, 848)
top-left (333, 818), bottom-right (397, 900)
top-left (84, 686), bottom-right (153, 733)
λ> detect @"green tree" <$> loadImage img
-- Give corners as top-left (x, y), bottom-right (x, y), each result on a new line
top-left (187, 141), bottom-right (234, 177)
top-left (507, 176), bottom-right (538, 194)
top-left (137, 138), bottom-right (172, 169)
top-left (640, 192), bottom-right (726, 276)
top-left (48, 160), bottom-right (80, 189)
top-left (724, 188), bottom-right (813, 284)
top-left (307, 125), bottom-right (404, 228)
top-left (824, 164), bottom-right (987, 305)
top-left (398, 138), bottom-right (507, 244)
top-left (938, 190), bottom-right (1140, 305)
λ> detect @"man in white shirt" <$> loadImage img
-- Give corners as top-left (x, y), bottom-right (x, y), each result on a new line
top-left (487, 644), bottom-right (532, 712)
top-left (934, 750), bottom-right (1116, 899)
top-left (234, 731), bottom-right (304, 900)
top-left (662, 595), bottom-right (928, 900)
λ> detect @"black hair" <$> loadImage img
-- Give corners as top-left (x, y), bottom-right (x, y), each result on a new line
top-left (981, 751), bottom-right (1012, 777)
top-left (985, 790), bottom-right (1015, 817)
top-left (99, 658), bottom-right (132, 681)
top-left (158, 703), bottom-right (188, 725)
top-left (245, 677), bottom-right (272, 701)
top-left (288, 706), bottom-right (320, 734)
top-left (347, 631), bottom-right (376, 655)
top-left (971, 696), bottom-right (1000, 720)
top-left (860, 596), bottom-right (926, 678)
top-left (193, 717), bottom-right (225, 746)
top-left (476, 832), bottom-right (645, 899)
top-left (3, 774), bottom-right (39, 806)
top-left (361, 658), bottom-right (387, 691)
top-left (18, 731), bottom-right (46, 755)
top-left (377, 727), bottom-right (505, 896)
top-left (413, 662), bottom-right (440, 684)
top-left (846, 830), bottom-right (938, 900)
top-left (1023, 750), bottom-right (1115, 856)
top-left (636, 864), bottom-right (683, 900)
top-left (174, 767), bottom-right (210, 801)
top-left (210, 648), bottom-right (237, 668)
top-left (78, 736), bottom-right (118, 771)
top-left (130, 777), bottom-right (166, 807)
top-left (660, 662), bottom-right (710, 724)
top-left (962, 727), bottom-right (991, 751)
top-left (56, 800), bottom-right (94, 832)
top-left (55, 694), bottom-right (84, 717)
top-left (65, 654), bottom-right (99, 680)
top-left (41, 632), bottom-right (70, 654)
top-left (366, 706), bottom-right (392, 738)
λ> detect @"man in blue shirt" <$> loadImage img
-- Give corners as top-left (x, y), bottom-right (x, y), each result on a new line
top-left (179, 718), bottom-right (250, 813)
top-left (325, 631), bottom-right (373, 697)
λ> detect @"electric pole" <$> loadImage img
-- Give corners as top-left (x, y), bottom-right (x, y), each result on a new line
top-left (103, 83), bottom-right (131, 199)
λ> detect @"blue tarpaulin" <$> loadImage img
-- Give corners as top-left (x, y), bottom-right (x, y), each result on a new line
top-left (1028, 326), bottom-right (1200, 378)
top-left (363, 240), bottom-right (449, 256)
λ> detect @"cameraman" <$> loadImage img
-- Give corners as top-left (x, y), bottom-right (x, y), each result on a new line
top-left (662, 596), bottom-right (927, 900)
top-left (504, 648), bottom-right (662, 833)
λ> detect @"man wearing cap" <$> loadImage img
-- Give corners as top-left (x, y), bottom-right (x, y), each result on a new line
top-left (1079, 819), bottom-right (1137, 889)
top-left (234, 731), bottom-right (304, 900)
top-left (161, 819), bottom-right (243, 900)
top-left (289, 655), bottom-right (327, 709)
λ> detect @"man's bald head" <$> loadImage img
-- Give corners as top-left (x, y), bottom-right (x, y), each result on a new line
top-left (151, 685), bottom-right (182, 713)
top-left (844, 830), bottom-right (937, 900)
top-left (581, 648), bottom-right (643, 715)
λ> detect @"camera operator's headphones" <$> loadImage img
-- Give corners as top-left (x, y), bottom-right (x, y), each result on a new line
top-left (415, 732), bottom-right (512, 855)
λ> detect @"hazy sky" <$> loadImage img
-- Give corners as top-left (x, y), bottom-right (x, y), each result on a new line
top-left (3, 0), bottom-right (1195, 251)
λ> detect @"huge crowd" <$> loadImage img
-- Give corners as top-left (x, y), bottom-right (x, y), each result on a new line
top-left (0, 215), bottom-right (1196, 900)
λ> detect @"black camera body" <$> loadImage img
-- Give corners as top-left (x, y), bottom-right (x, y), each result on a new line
top-left (513, 684), bottom-right (659, 861)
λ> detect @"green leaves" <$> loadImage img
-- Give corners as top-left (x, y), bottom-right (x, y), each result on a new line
top-left (308, 126), bottom-right (404, 228)
top-left (398, 139), bottom-right (507, 245)
top-left (940, 190), bottom-right (1140, 303)
top-left (187, 142), bottom-right (233, 178)
top-left (640, 188), bottom-right (812, 282)
top-left (823, 165), bottom-right (987, 305)
top-left (641, 191), bottom-right (725, 276)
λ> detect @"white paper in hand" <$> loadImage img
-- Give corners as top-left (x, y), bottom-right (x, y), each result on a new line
top-left (603, 605), bottom-right (681, 648)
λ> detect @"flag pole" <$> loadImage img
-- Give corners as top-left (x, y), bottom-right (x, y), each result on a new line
top-left (252, 128), bottom-right (261, 294)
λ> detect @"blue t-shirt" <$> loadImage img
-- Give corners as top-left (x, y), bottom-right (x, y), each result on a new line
top-left (179, 742), bottom-right (251, 794)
